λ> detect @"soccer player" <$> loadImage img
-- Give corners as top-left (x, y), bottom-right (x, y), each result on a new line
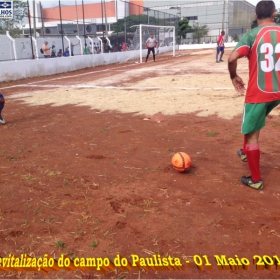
top-left (228, 0), bottom-right (280, 190)
top-left (216, 31), bottom-right (225, 63)
top-left (145, 34), bottom-right (158, 62)
top-left (0, 93), bottom-right (5, 124)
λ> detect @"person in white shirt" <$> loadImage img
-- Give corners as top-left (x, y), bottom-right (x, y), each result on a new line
top-left (145, 34), bottom-right (158, 62)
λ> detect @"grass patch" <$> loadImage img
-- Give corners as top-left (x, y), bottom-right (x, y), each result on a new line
top-left (206, 131), bottom-right (219, 137)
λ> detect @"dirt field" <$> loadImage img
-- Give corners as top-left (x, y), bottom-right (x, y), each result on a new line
top-left (1, 49), bottom-right (280, 279)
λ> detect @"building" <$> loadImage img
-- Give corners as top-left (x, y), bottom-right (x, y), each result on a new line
top-left (26, 0), bottom-right (176, 37)
top-left (26, 0), bottom-right (255, 44)
top-left (136, 0), bottom-right (256, 43)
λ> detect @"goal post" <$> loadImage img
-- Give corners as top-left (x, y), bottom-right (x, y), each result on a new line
top-left (130, 24), bottom-right (176, 63)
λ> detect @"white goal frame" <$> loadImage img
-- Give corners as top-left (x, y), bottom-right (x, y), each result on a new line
top-left (131, 24), bottom-right (176, 64)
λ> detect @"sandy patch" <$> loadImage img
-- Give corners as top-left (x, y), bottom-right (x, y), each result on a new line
top-left (13, 48), bottom-right (280, 120)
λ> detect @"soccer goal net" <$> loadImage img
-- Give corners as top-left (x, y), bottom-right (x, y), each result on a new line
top-left (128, 24), bottom-right (176, 63)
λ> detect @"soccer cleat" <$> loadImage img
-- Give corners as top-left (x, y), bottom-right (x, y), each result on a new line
top-left (241, 176), bottom-right (264, 190)
top-left (0, 116), bottom-right (5, 124)
top-left (237, 149), bottom-right (247, 162)
top-left (219, 59), bottom-right (224, 62)
top-left (216, 61), bottom-right (220, 63)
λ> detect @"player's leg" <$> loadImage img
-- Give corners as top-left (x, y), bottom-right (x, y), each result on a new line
top-left (240, 103), bottom-right (270, 190)
top-left (145, 48), bottom-right (151, 62)
top-left (242, 130), bottom-right (261, 186)
top-left (237, 104), bottom-right (248, 162)
top-left (152, 47), bottom-right (155, 61)
top-left (238, 101), bottom-right (280, 162)
top-left (219, 47), bottom-right (225, 61)
top-left (216, 47), bottom-right (220, 63)
top-left (0, 93), bottom-right (5, 124)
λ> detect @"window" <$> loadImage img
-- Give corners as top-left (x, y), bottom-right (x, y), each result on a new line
top-left (186, 16), bottom-right (198, 20)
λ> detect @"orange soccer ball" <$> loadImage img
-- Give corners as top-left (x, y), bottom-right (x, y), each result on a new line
top-left (171, 152), bottom-right (191, 173)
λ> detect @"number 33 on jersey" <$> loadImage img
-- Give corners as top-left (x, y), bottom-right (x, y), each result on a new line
top-left (234, 24), bottom-right (280, 103)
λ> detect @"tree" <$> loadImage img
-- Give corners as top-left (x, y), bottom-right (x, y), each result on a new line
top-left (178, 18), bottom-right (191, 41)
top-left (275, 13), bottom-right (280, 24)
top-left (251, 13), bottom-right (280, 28)
top-left (0, 0), bottom-right (27, 37)
top-left (251, 19), bottom-right (258, 29)
top-left (192, 23), bottom-right (209, 43)
top-left (233, 34), bottom-right (239, 42)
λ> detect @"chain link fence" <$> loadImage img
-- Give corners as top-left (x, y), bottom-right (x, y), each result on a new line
top-left (0, 0), bottom-right (179, 61)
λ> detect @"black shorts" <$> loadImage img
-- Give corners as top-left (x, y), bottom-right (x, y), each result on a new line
top-left (147, 47), bottom-right (155, 55)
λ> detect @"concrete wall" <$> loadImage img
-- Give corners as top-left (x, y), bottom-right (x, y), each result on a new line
top-left (0, 46), bottom-right (175, 83)
top-left (0, 35), bottom-right (14, 61)
top-left (179, 42), bottom-right (237, 50)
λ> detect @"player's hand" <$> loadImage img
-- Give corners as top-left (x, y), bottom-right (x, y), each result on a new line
top-left (231, 75), bottom-right (246, 94)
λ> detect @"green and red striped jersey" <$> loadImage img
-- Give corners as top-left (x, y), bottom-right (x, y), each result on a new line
top-left (234, 23), bottom-right (280, 103)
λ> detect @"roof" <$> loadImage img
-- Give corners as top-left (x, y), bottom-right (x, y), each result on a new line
top-left (43, 2), bottom-right (116, 22)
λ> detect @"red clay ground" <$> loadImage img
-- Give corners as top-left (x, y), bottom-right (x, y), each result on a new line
top-left (1, 50), bottom-right (280, 279)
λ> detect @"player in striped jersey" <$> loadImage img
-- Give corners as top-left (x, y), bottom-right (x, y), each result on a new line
top-left (216, 31), bottom-right (225, 63)
top-left (228, 0), bottom-right (279, 190)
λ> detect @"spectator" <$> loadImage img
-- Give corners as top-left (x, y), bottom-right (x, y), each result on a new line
top-left (104, 42), bottom-right (111, 53)
top-left (113, 44), bottom-right (118, 52)
top-left (51, 45), bottom-right (56, 58)
top-left (117, 43), bottom-right (122, 52)
top-left (93, 43), bottom-right (98, 54)
top-left (121, 42), bottom-right (127, 52)
top-left (42, 41), bottom-right (51, 58)
top-left (84, 43), bottom-right (91, 55)
top-left (63, 47), bottom-right (70, 57)
top-left (70, 41), bottom-right (80, 56)
top-left (57, 49), bottom-right (63, 57)
top-left (89, 42), bottom-right (94, 54)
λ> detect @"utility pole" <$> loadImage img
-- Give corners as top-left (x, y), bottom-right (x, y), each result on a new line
top-left (101, 0), bottom-right (104, 38)
top-left (27, 0), bottom-right (34, 58)
top-left (75, 0), bottom-right (79, 36)
top-left (58, 0), bottom-right (64, 52)
top-left (222, 0), bottom-right (226, 31)
top-left (40, 1), bottom-right (44, 37)
top-left (33, 0), bottom-right (36, 37)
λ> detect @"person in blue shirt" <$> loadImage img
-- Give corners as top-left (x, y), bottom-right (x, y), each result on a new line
top-left (63, 47), bottom-right (70, 57)
top-left (0, 93), bottom-right (5, 124)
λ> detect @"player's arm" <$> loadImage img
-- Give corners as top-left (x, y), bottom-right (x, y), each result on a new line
top-left (228, 51), bottom-right (246, 94)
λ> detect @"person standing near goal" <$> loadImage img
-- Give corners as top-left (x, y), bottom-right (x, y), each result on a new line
top-left (216, 30), bottom-right (225, 63)
top-left (228, 0), bottom-right (280, 190)
top-left (145, 34), bottom-right (158, 62)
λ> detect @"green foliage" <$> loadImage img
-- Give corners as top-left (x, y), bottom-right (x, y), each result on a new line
top-left (233, 34), bottom-right (239, 42)
top-left (275, 13), bottom-right (280, 25)
top-left (251, 19), bottom-right (257, 29)
top-left (0, 0), bottom-right (27, 37)
top-left (192, 23), bottom-right (209, 43)
top-left (251, 13), bottom-right (280, 28)
top-left (178, 18), bottom-right (191, 39)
